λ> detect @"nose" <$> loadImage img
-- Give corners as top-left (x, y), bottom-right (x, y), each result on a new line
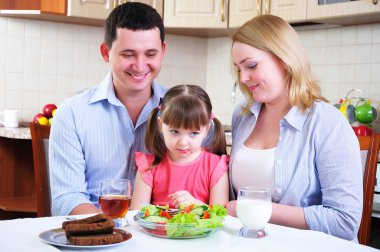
top-left (132, 56), bottom-right (146, 72)
top-left (177, 135), bottom-right (188, 146)
top-left (239, 70), bottom-right (250, 84)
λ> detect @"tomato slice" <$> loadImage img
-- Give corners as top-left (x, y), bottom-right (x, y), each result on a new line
top-left (159, 210), bottom-right (172, 219)
top-left (183, 204), bottom-right (195, 213)
top-left (202, 211), bottom-right (210, 219)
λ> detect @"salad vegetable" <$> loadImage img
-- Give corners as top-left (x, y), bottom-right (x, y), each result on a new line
top-left (138, 204), bottom-right (227, 237)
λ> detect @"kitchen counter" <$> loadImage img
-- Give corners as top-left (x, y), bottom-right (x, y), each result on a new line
top-left (0, 125), bottom-right (31, 139)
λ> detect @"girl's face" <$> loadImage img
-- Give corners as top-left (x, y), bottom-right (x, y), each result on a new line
top-left (232, 41), bottom-right (288, 105)
top-left (158, 119), bottom-right (210, 164)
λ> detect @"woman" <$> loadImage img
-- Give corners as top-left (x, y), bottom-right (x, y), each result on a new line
top-left (227, 15), bottom-right (362, 241)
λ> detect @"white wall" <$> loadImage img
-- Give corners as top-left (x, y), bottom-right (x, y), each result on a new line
top-left (0, 17), bottom-right (379, 130)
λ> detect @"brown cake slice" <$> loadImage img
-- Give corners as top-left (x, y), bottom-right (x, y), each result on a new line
top-left (65, 218), bottom-right (115, 237)
top-left (62, 213), bottom-right (109, 229)
top-left (69, 232), bottom-right (123, 246)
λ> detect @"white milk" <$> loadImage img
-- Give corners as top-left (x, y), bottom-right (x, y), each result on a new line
top-left (236, 199), bottom-right (272, 229)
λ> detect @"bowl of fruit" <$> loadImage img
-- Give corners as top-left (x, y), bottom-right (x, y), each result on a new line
top-left (134, 204), bottom-right (227, 239)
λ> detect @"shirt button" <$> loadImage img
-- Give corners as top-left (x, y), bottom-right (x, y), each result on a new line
top-left (278, 136), bottom-right (282, 141)
top-left (276, 160), bottom-right (282, 165)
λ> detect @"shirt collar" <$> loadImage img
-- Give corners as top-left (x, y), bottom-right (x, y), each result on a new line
top-left (250, 101), bottom-right (311, 132)
top-left (88, 71), bottom-right (122, 106)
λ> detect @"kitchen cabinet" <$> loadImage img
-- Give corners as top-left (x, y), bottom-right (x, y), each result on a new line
top-left (229, 0), bottom-right (307, 28)
top-left (165, 0), bottom-right (306, 31)
top-left (0, 130), bottom-right (37, 220)
top-left (68, 0), bottom-right (163, 20)
top-left (307, 0), bottom-right (380, 24)
top-left (0, 0), bottom-right (66, 15)
top-left (164, 0), bottom-right (228, 28)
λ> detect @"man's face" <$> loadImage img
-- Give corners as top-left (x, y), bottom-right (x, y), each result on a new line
top-left (101, 27), bottom-right (166, 95)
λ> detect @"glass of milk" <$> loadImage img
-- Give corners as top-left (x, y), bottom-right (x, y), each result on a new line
top-left (236, 187), bottom-right (272, 238)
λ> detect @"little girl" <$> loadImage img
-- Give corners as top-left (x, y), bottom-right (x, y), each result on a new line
top-left (131, 85), bottom-right (229, 209)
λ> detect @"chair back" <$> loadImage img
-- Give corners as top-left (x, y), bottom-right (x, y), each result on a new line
top-left (357, 134), bottom-right (380, 245)
top-left (29, 122), bottom-right (51, 217)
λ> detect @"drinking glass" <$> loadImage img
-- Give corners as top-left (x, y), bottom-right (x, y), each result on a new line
top-left (98, 179), bottom-right (132, 227)
top-left (236, 187), bottom-right (272, 238)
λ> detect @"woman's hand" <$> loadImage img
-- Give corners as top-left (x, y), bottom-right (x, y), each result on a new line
top-left (226, 200), bottom-right (237, 217)
top-left (169, 191), bottom-right (204, 208)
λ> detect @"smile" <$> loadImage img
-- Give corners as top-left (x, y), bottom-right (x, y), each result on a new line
top-left (248, 84), bottom-right (259, 91)
top-left (127, 72), bottom-right (149, 80)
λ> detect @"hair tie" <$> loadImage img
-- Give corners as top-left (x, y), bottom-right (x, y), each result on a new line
top-left (157, 97), bottom-right (163, 110)
top-left (210, 112), bottom-right (215, 120)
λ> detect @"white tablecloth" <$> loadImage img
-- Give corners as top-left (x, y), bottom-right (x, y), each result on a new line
top-left (0, 211), bottom-right (377, 252)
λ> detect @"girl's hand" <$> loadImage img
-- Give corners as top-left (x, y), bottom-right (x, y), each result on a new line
top-left (169, 191), bottom-right (204, 209)
top-left (226, 200), bottom-right (237, 217)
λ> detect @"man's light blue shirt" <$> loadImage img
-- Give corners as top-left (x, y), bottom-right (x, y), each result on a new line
top-left (229, 101), bottom-right (363, 241)
top-left (49, 72), bottom-right (166, 216)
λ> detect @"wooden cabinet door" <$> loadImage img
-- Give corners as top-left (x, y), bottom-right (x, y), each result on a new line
top-left (307, 0), bottom-right (380, 20)
top-left (229, 0), bottom-right (260, 28)
top-left (164, 0), bottom-right (228, 28)
top-left (67, 0), bottom-right (113, 20)
top-left (0, 0), bottom-right (40, 10)
top-left (267, 0), bottom-right (307, 22)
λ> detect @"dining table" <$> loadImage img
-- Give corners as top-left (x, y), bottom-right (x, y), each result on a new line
top-left (0, 210), bottom-right (377, 252)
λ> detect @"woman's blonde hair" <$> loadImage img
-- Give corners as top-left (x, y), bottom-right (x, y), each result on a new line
top-left (145, 85), bottom-right (227, 166)
top-left (231, 15), bottom-right (327, 114)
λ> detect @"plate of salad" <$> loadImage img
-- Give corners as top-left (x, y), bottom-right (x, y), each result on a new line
top-left (133, 204), bottom-right (227, 239)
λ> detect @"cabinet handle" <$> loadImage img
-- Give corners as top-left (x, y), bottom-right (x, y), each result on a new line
top-left (221, 0), bottom-right (225, 22)
top-left (265, 0), bottom-right (270, 14)
top-left (257, 0), bottom-right (262, 15)
top-left (124, 0), bottom-right (128, 3)
top-left (113, 0), bottom-right (118, 8)
top-left (374, 0), bottom-right (378, 5)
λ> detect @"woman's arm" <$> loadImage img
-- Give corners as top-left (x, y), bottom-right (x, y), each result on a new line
top-left (209, 172), bottom-right (229, 206)
top-left (130, 171), bottom-right (152, 210)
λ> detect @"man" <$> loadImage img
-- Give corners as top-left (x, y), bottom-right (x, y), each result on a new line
top-left (49, 2), bottom-right (166, 216)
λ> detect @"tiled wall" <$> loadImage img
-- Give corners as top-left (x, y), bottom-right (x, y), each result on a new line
top-left (0, 16), bottom-right (379, 130)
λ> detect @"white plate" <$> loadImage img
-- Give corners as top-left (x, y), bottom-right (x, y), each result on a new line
top-left (39, 228), bottom-right (132, 249)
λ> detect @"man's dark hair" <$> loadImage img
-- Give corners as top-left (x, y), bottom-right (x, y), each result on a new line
top-left (104, 2), bottom-right (165, 48)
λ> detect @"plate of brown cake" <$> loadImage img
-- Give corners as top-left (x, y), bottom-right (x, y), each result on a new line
top-left (39, 213), bottom-right (132, 248)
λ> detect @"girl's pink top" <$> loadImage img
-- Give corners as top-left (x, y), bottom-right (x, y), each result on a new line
top-left (135, 149), bottom-right (228, 208)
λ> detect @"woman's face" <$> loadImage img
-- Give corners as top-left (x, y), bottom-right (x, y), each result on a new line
top-left (232, 41), bottom-right (288, 105)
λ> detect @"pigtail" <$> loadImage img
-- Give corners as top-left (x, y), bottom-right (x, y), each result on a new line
top-left (208, 116), bottom-right (227, 156)
top-left (145, 107), bottom-right (166, 167)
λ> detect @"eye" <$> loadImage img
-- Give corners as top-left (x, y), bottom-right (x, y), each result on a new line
top-left (146, 52), bottom-right (158, 58)
top-left (190, 132), bottom-right (200, 137)
top-left (121, 53), bottom-right (134, 58)
top-left (247, 62), bottom-right (257, 70)
top-left (170, 130), bottom-right (179, 135)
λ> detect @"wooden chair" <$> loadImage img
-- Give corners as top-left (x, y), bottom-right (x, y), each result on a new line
top-left (357, 134), bottom-right (380, 245)
top-left (29, 122), bottom-right (51, 217)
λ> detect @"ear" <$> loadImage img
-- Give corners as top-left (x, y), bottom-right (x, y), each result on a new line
top-left (161, 41), bottom-right (167, 56)
top-left (100, 42), bottom-right (110, 63)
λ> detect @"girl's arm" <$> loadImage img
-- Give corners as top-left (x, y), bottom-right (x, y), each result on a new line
top-left (209, 172), bottom-right (229, 206)
top-left (130, 171), bottom-right (152, 210)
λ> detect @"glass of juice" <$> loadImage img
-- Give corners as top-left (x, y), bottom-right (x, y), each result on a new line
top-left (236, 187), bottom-right (272, 238)
top-left (98, 179), bottom-right (132, 227)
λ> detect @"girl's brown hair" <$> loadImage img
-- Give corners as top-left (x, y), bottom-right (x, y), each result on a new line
top-left (145, 85), bottom-right (227, 166)
top-left (232, 15), bottom-right (327, 114)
